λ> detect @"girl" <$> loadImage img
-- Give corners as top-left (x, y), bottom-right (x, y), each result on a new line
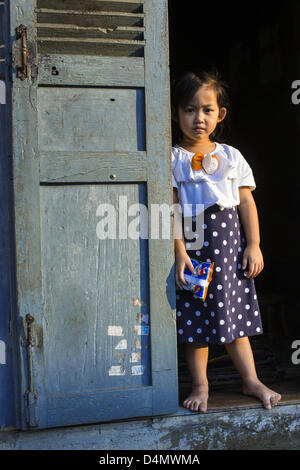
top-left (172, 70), bottom-right (281, 412)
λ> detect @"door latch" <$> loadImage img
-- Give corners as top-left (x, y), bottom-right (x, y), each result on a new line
top-left (25, 313), bottom-right (35, 347)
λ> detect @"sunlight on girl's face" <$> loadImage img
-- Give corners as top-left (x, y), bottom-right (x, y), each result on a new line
top-left (177, 85), bottom-right (226, 146)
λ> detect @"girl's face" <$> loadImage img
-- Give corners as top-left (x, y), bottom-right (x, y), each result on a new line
top-left (176, 85), bottom-right (227, 146)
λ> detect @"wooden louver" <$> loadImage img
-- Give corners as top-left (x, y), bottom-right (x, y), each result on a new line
top-left (35, 0), bottom-right (145, 56)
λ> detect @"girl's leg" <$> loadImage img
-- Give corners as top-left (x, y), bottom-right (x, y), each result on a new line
top-left (224, 337), bottom-right (281, 409)
top-left (183, 342), bottom-right (209, 412)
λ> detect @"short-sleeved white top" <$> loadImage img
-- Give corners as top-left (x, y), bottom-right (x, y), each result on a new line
top-left (172, 143), bottom-right (256, 216)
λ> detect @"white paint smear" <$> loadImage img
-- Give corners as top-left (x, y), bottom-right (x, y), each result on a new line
top-left (107, 325), bottom-right (124, 336)
top-left (0, 340), bottom-right (6, 365)
top-left (131, 365), bottom-right (145, 376)
top-left (141, 314), bottom-right (149, 324)
top-left (133, 325), bottom-right (149, 335)
top-left (130, 352), bottom-right (141, 363)
top-left (108, 365), bottom-right (125, 376)
top-left (135, 338), bottom-right (141, 350)
top-left (114, 339), bottom-right (127, 350)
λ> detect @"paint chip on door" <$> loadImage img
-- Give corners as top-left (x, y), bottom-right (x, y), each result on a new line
top-left (108, 365), bottom-right (126, 376)
top-left (130, 352), bottom-right (141, 363)
top-left (114, 339), bottom-right (127, 350)
top-left (131, 365), bottom-right (145, 375)
top-left (133, 325), bottom-right (149, 335)
top-left (107, 326), bottom-right (124, 336)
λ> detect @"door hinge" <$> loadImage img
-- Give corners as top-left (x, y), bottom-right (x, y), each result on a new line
top-left (15, 24), bottom-right (28, 80)
top-left (24, 314), bottom-right (39, 427)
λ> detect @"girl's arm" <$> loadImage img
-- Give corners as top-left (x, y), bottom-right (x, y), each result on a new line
top-left (173, 188), bottom-right (196, 289)
top-left (237, 187), bottom-right (264, 278)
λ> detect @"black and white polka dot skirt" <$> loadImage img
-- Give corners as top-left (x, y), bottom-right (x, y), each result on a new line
top-left (176, 204), bottom-right (263, 344)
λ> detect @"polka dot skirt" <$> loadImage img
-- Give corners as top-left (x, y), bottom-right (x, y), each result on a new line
top-left (176, 204), bottom-right (263, 344)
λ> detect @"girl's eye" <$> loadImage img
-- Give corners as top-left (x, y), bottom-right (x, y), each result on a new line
top-left (185, 107), bottom-right (194, 113)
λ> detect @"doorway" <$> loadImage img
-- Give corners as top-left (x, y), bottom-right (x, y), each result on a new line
top-left (168, 0), bottom-right (300, 409)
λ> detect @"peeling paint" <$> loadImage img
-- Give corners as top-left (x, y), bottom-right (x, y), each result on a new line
top-left (132, 297), bottom-right (142, 307)
top-left (114, 352), bottom-right (126, 363)
top-left (114, 339), bottom-right (127, 350)
top-left (108, 365), bottom-right (125, 376)
top-left (131, 365), bottom-right (145, 376)
top-left (107, 326), bottom-right (124, 336)
top-left (130, 352), bottom-right (141, 363)
top-left (133, 325), bottom-right (149, 335)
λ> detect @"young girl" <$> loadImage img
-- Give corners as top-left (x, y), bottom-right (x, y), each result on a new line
top-left (172, 70), bottom-right (281, 412)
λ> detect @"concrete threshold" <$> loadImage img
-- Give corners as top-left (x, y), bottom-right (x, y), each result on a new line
top-left (0, 396), bottom-right (300, 450)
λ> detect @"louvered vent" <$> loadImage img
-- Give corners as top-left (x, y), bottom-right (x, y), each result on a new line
top-left (35, 0), bottom-right (145, 57)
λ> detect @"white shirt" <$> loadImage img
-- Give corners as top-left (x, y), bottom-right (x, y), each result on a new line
top-left (172, 143), bottom-right (256, 216)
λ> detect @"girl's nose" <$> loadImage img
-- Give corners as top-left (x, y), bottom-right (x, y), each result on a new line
top-left (195, 110), bottom-right (204, 122)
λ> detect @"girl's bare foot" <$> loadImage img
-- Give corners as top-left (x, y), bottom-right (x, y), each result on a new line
top-left (183, 383), bottom-right (209, 413)
top-left (242, 378), bottom-right (281, 409)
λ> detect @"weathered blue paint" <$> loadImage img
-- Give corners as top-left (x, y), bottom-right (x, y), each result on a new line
top-left (0, 0), bottom-right (16, 430)
top-left (8, 0), bottom-right (177, 430)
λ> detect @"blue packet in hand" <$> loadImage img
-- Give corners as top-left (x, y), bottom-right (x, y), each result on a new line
top-left (182, 258), bottom-right (214, 301)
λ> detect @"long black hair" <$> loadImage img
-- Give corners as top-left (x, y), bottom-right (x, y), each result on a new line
top-left (171, 69), bottom-right (230, 146)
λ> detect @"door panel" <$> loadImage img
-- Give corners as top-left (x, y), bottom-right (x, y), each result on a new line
top-left (11, 0), bottom-right (177, 429)
top-left (38, 87), bottom-right (146, 152)
top-left (40, 183), bottom-right (151, 395)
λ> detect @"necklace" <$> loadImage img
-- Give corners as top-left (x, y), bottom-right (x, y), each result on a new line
top-left (191, 152), bottom-right (219, 174)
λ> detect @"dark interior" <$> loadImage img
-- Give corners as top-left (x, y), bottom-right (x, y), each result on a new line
top-left (168, 0), bottom-right (300, 408)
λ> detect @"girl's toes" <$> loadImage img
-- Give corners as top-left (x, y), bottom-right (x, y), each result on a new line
top-left (199, 402), bottom-right (207, 413)
top-left (270, 396), bottom-right (276, 407)
top-left (192, 401), bottom-right (199, 411)
top-left (271, 394), bottom-right (281, 407)
top-left (263, 399), bottom-right (272, 410)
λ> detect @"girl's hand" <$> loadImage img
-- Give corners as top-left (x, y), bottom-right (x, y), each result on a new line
top-left (242, 243), bottom-right (264, 278)
top-left (175, 249), bottom-right (196, 290)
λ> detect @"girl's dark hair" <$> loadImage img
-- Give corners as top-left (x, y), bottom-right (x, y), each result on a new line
top-left (171, 69), bottom-right (230, 145)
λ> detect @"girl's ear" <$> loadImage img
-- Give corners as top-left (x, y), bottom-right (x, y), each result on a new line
top-left (218, 107), bottom-right (227, 123)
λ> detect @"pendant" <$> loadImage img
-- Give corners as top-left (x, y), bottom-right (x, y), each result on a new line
top-left (191, 152), bottom-right (204, 171)
top-left (202, 154), bottom-right (219, 174)
top-left (191, 152), bottom-right (219, 174)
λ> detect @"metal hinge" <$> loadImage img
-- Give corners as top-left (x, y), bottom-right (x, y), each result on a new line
top-left (13, 25), bottom-right (38, 81)
top-left (24, 314), bottom-right (39, 427)
top-left (16, 24), bottom-right (28, 80)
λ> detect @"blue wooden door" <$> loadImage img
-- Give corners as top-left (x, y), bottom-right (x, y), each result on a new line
top-left (10, 0), bottom-right (178, 429)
